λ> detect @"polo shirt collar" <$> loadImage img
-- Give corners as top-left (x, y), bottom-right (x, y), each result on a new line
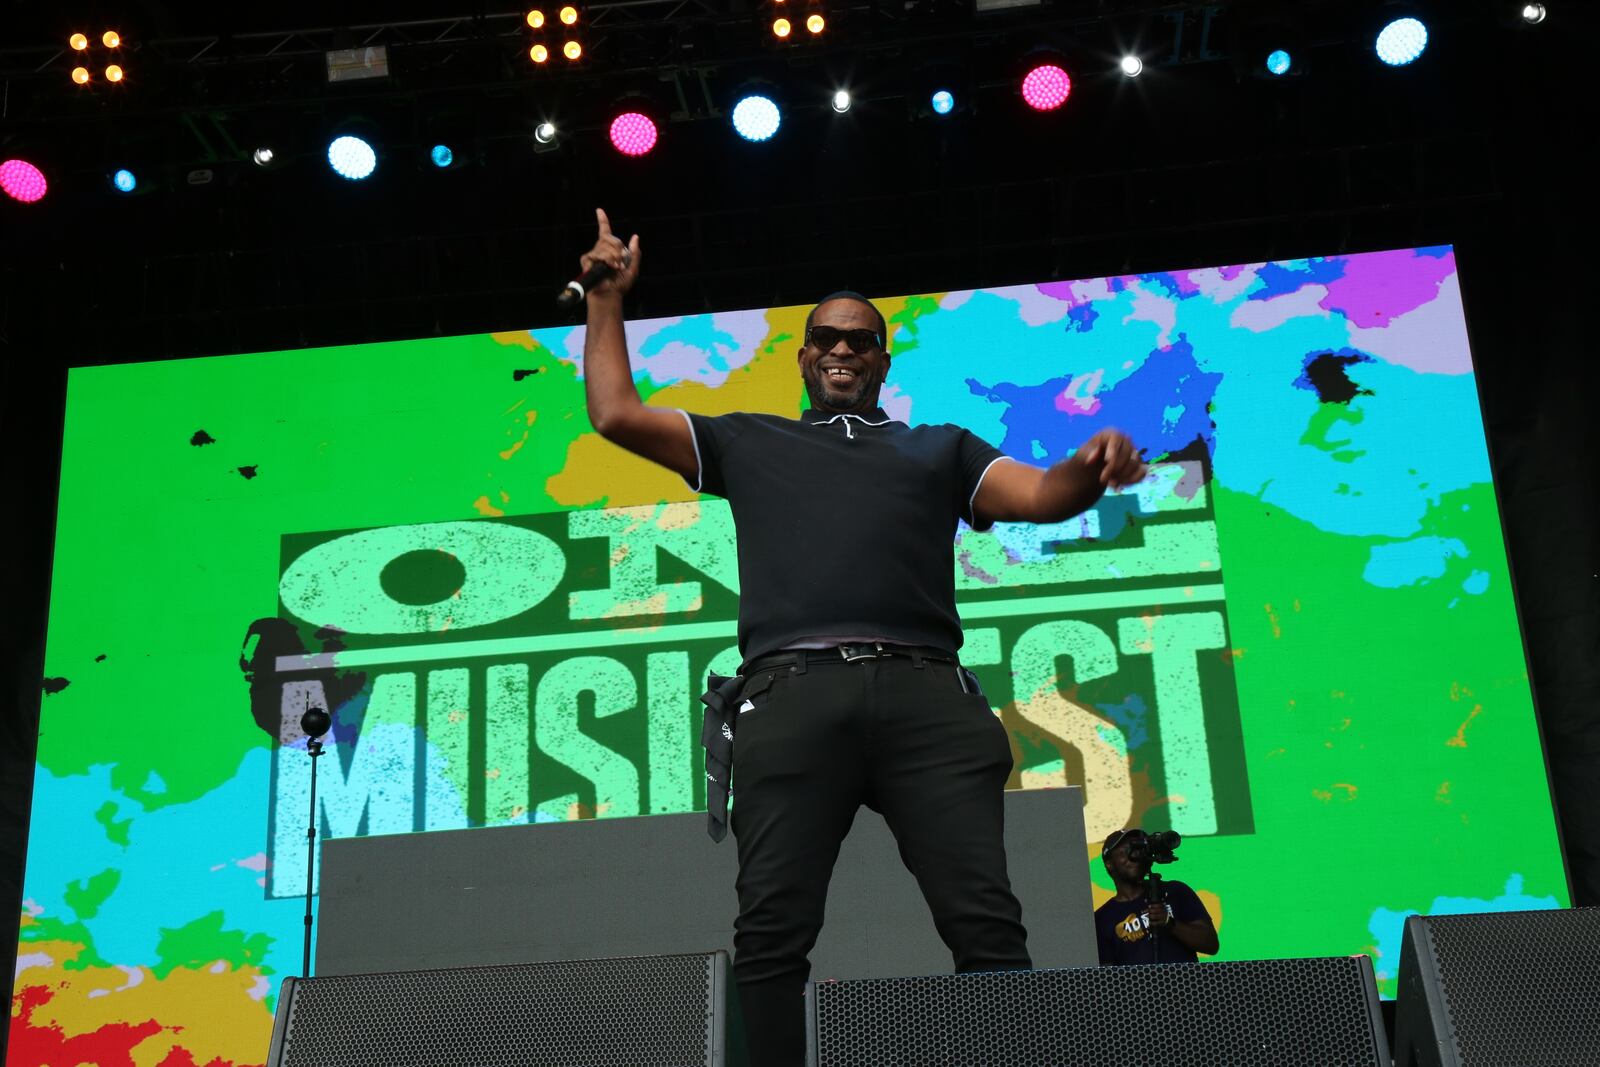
top-left (801, 406), bottom-right (895, 426)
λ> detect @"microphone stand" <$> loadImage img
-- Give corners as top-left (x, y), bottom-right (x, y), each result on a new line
top-left (300, 705), bottom-right (331, 977)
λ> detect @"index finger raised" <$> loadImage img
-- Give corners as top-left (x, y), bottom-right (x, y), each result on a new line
top-left (596, 207), bottom-right (613, 240)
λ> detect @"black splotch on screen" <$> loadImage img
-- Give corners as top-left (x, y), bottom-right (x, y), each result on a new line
top-left (42, 677), bottom-right (70, 694)
top-left (191, 430), bottom-right (217, 446)
top-left (1295, 351), bottom-right (1375, 405)
top-left (512, 368), bottom-right (544, 381)
top-left (237, 465), bottom-right (259, 479)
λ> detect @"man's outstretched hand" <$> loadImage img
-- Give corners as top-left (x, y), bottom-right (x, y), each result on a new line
top-left (579, 207), bottom-right (641, 299)
top-left (1078, 429), bottom-right (1149, 490)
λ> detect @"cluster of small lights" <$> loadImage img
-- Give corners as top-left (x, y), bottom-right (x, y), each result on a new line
top-left (1266, 49), bottom-right (1292, 76)
top-left (732, 95), bottom-right (782, 142)
top-left (1375, 17), bottom-right (1429, 66)
top-left (608, 112), bottom-right (658, 157)
top-left (931, 89), bottom-right (955, 115)
top-left (0, 159), bottom-right (49, 204)
top-left (430, 144), bottom-right (454, 168)
top-left (327, 135), bottom-right (378, 180)
top-left (526, 6), bottom-right (582, 64)
top-left (1020, 64), bottom-right (1072, 111)
top-left (112, 168), bottom-right (137, 193)
top-left (69, 28), bottom-right (124, 86)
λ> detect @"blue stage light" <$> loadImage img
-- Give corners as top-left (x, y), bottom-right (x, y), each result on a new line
top-left (731, 95), bottom-right (781, 143)
top-left (328, 135), bottom-right (377, 180)
top-left (931, 90), bottom-right (954, 115)
top-left (112, 168), bottom-right (137, 193)
top-left (430, 144), bottom-right (454, 168)
top-left (1375, 17), bottom-right (1428, 66)
top-left (1266, 49), bottom-right (1292, 76)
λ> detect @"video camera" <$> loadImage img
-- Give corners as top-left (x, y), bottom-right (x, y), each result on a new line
top-left (1122, 828), bottom-right (1182, 865)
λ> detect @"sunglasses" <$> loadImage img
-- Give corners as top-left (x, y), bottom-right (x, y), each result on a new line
top-left (806, 325), bottom-right (883, 354)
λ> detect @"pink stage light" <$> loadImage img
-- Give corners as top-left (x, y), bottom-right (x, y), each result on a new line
top-left (1020, 64), bottom-right (1072, 112)
top-left (609, 112), bottom-right (658, 157)
top-left (0, 159), bottom-right (48, 203)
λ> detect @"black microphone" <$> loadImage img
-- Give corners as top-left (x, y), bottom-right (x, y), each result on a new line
top-left (555, 260), bottom-right (614, 310)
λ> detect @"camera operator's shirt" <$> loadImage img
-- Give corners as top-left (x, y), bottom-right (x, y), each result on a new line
top-left (1095, 879), bottom-right (1213, 966)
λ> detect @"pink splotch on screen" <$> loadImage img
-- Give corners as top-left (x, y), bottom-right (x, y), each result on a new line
top-left (1318, 248), bottom-right (1456, 328)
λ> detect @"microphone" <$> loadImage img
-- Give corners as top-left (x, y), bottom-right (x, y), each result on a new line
top-left (556, 260), bottom-right (614, 310)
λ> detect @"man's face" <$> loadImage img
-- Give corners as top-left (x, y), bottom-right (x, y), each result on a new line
top-left (797, 298), bottom-right (890, 414)
top-left (1105, 837), bottom-right (1152, 883)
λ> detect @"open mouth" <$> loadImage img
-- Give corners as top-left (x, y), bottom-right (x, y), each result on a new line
top-left (823, 365), bottom-right (859, 387)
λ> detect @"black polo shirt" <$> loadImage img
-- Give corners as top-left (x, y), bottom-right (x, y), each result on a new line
top-left (681, 407), bottom-right (1006, 662)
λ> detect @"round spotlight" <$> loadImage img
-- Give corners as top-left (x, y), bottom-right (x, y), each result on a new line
top-left (731, 95), bottom-right (782, 142)
top-left (431, 144), bottom-right (454, 168)
top-left (534, 121), bottom-right (558, 144)
top-left (112, 168), bottom-right (137, 193)
top-left (1119, 55), bottom-right (1143, 77)
top-left (608, 112), bottom-right (658, 157)
top-left (328, 135), bottom-right (377, 180)
top-left (72, 66), bottom-right (90, 85)
top-left (560, 5), bottom-right (579, 24)
top-left (1021, 64), bottom-right (1072, 111)
top-left (0, 159), bottom-right (48, 204)
top-left (70, 33), bottom-right (89, 51)
top-left (831, 89), bottom-right (851, 114)
top-left (1521, 3), bottom-right (1546, 24)
top-left (105, 64), bottom-right (124, 83)
top-left (563, 40), bottom-right (582, 60)
top-left (1375, 17), bottom-right (1428, 66)
top-left (1266, 49), bottom-right (1292, 76)
top-left (531, 43), bottom-right (549, 63)
top-left (806, 13), bottom-right (825, 34)
top-left (102, 30), bottom-right (121, 49)
top-left (527, 9), bottom-right (546, 28)
top-left (931, 89), bottom-right (955, 115)
top-left (772, 17), bottom-right (791, 38)
top-left (253, 147), bottom-right (275, 166)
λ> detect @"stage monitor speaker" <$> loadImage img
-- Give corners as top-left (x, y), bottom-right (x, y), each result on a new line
top-left (806, 956), bottom-right (1386, 1066)
top-left (266, 950), bottom-right (738, 1067)
top-left (1393, 907), bottom-right (1600, 1067)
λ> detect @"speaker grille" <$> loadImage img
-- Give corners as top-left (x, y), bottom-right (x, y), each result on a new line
top-left (810, 957), bottom-right (1383, 1066)
top-left (1424, 909), bottom-right (1600, 1065)
top-left (276, 953), bottom-right (720, 1067)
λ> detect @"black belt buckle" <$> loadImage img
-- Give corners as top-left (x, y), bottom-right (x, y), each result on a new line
top-left (838, 642), bottom-right (885, 663)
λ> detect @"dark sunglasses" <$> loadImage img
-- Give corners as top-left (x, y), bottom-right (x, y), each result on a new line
top-left (806, 325), bottom-right (883, 354)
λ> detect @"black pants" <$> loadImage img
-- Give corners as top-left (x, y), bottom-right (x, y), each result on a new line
top-left (730, 654), bottom-right (1031, 1066)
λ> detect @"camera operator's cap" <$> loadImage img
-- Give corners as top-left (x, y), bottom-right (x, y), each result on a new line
top-left (1103, 828), bottom-right (1138, 853)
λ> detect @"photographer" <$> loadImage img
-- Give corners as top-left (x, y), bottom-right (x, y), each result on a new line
top-left (1094, 828), bottom-right (1219, 966)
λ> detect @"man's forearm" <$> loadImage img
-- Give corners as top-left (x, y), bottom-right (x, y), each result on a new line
top-left (1167, 919), bottom-right (1219, 955)
top-left (583, 294), bottom-right (642, 436)
top-left (1031, 455), bottom-right (1108, 522)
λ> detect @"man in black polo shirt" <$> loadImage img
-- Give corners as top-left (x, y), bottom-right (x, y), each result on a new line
top-left (577, 210), bottom-right (1149, 1065)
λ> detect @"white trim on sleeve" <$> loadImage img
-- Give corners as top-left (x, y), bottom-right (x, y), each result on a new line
top-left (677, 409), bottom-right (705, 493)
top-left (968, 455), bottom-right (1010, 526)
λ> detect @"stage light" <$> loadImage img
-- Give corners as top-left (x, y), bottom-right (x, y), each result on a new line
top-left (609, 112), bottom-right (658, 157)
top-left (103, 31), bottom-right (120, 48)
top-left (328, 135), bottom-right (377, 180)
top-left (773, 17), bottom-right (791, 38)
top-left (931, 89), bottom-right (955, 115)
top-left (534, 121), bottom-right (558, 144)
top-left (253, 147), bottom-right (275, 166)
top-left (1021, 64), bottom-right (1071, 111)
top-left (72, 66), bottom-right (90, 85)
top-left (564, 40), bottom-right (582, 60)
top-left (70, 33), bottom-right (88, 51)
top-left (527, 9), bottom-right (546, 28)
top-left (1522, 4), bottom-right (1546, 23)
top-left (807, 13), bottom-right (825, 34)
top-left (112, 169), bottom-right (137, 193)
top-left (531, 43), bottom-right (549, 63)
top-left (560, 5), bottom-right (579, 25)
top-left (1266, 49), bottom-right (1292, 75)
top-left (831, 89), bottom-right (851, 113)
top-left (1375, 17), bottom-right (1428, 66)
top-left (732, 95), bottom-right (781, 142)
top-left (1119, 55), bottom-right (1143, 77)
top-left (431, 144), bottom-right (454, 168)
top-left (0, 160), bottom-right (48, 203)
top-left (106, 65), bottom-right (124, 83)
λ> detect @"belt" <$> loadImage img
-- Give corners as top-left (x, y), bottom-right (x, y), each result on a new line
top-left (743, 642), bottom-right (958, 674)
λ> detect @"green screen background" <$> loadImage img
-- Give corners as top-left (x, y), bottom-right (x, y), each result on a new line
top-left (11, 247), bottom-right (1566, 1066)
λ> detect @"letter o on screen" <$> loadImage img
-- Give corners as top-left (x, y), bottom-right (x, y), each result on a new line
top-left (279, 521), bottom-right (566, 634)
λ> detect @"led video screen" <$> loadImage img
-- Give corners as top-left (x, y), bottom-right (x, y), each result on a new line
top-left (12, 246), bottom-right (1566, 1065)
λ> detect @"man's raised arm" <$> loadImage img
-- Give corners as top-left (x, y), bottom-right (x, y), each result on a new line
top-left (580, 208), bottom-right (699, 483)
